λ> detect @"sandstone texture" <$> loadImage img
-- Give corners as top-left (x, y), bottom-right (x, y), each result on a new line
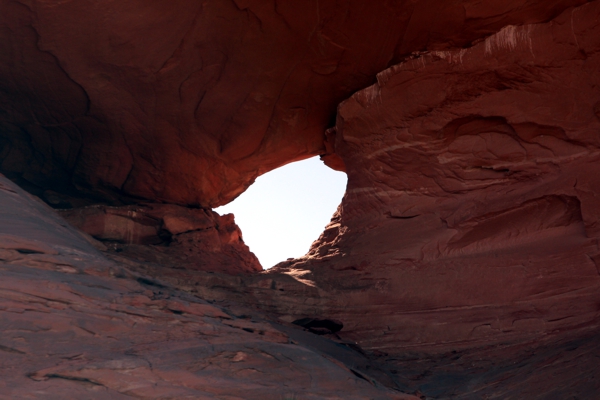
top-left (2, 0), bottom-right (600, 398)
top-left (0, 174), bottom-right (417, 399)
top-left (0, 0), bottom-right (589, 207)
top-left (59, 203), bottom-right (262, 274)
top-left (250, 2), bottom-right (600, 397)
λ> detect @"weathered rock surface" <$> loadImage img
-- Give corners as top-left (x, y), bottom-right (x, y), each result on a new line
top-left (59, 203), bottom-right (262, 274)
top-left (2, 0), bottom-right (600, 398)
top-left (0, 0), bottom-right (589, 207)
top-left (0, 174), bottom-right (418, 399)
top-left (231, 1), bottom-right (600, 397)
top-left (278, 0), bottom-right (600, 348)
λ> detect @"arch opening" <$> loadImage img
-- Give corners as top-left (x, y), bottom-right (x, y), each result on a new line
top-left (215, 157), bottom-right (347, 269)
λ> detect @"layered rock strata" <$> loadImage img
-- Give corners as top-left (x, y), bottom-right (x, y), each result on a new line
top-left (243, 2), bottom-right (600, 397)
top-left (2, 0), bottom-right (600, 398)
top-left (276, 0), bottom-right (600, 350)
top-left (59, 203), bottom-right (261, 274)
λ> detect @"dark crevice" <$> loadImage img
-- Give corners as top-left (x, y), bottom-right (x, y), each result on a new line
top-left (0, 345), bottom-right (26, 355)
top-left (43, 374), bottom-right (104, 387)
top-left (136, 277), bottom-right (167, 288)
top-left (350, 368), bottom-right (373, 384)
top-left (15, 248), bottom-right (44, 254)
top-left (292, 317), bottom-right (344, 335)
top-left (386, 212), bottom-right (420, 220)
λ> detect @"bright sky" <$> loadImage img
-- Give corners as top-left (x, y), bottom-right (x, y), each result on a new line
top-left (214, 157), bottom-right (347, 269)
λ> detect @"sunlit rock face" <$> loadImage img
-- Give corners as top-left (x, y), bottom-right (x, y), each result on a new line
top-left (0, 0), bottom-right (588, 207)
top-left (259, 1), bottom-right (600, 396)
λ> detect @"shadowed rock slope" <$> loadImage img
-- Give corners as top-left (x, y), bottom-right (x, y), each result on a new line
top-left (0, 174), bottom-right (416, 399)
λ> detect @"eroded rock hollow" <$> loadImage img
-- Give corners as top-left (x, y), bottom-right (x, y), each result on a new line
top-left (1, 0), bottom-right (599, 398)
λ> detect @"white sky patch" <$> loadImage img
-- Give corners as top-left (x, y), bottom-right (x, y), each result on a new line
top-left (215, 157), bottom-right (347, 269)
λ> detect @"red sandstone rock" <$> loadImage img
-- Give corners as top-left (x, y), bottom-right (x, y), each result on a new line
top-left (2, 0), bottom-right (600, 398)
top-left (0, 174), bottom-right (417, 399)
top-left (59, 205), bottom-right (162, 244)
top-left (247, 2), bottom-right (600, 397)
top-left (282, 0), bottom-right (600, 347)
top-left (59, 203), bottom-right (262, 274)
top-left (0, 0), bottom-right (589, 206)
top-left (147, 204), bottom-right (214, 235)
